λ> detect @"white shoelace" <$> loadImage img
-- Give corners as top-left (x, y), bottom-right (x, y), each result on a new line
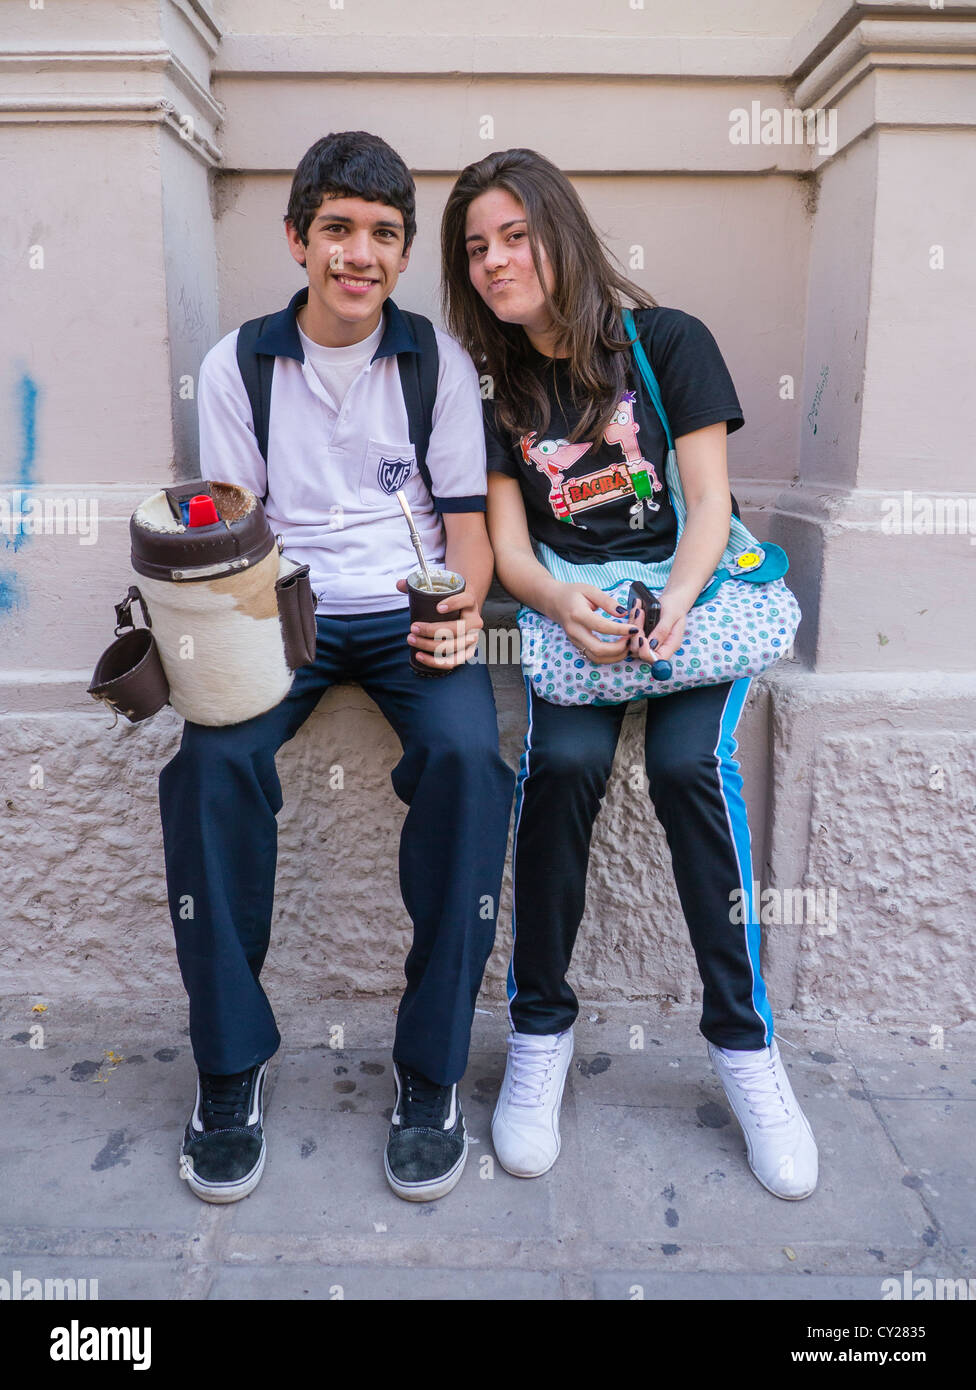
top-left (506, 1034), bottom-right (563, 1108)
top-left (722, 1049), bottom-right (795, 1130)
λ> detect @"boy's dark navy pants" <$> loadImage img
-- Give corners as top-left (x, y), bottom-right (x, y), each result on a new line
top-left (158, 607), bottom-right (515, 1085)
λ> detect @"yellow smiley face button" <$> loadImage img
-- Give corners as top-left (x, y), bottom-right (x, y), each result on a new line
top-left (735, 550), bottom-right (763, 571)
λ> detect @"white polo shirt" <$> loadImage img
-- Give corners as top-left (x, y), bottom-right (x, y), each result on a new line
top-left (297, 317), bottom-right (383, 414)
top-left (196, 288), bottom-right (487, 616)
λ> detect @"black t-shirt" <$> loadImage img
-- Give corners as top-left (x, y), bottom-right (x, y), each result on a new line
top-left (484, 306), bottom-right (744, 564)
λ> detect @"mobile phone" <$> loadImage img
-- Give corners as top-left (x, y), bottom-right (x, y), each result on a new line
top-left (627, 581), bottom-right (673, 680)
top-left (627, 581), bottom-right (660, 638)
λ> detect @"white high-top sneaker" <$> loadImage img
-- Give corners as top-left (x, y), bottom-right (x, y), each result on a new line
top-left (491, 1028), bottom-right (575, 1178)
top-left (707, 1040), bottom-right (819, 1200)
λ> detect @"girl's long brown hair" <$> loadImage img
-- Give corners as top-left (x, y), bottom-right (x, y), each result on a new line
top-left (441, 147), bottom-right (658, 445)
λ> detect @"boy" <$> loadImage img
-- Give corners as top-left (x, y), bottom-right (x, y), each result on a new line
top-left (158, 131), bottom-right (514, 1204)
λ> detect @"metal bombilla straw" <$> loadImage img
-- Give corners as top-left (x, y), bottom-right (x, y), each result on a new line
top-left (396, 489), bottom-right (434, 589)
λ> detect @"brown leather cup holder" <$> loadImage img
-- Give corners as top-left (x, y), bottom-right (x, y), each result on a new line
top-left (88, 587), bottom-right (170, 724)
top-left (275, 561), bottom-right (317, 670)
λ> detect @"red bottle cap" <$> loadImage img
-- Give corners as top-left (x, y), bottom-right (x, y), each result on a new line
top-left (188, 494), bottom-right (220, 527)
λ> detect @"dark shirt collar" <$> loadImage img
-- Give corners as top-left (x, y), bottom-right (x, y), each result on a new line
top-left (252, 286), bottom-right (420, 364)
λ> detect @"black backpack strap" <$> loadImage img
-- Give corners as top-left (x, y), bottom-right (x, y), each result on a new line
top-left (396, 311), bottom-right (439, 506)
top-left (235, 314), bottom-right (275, 502)
top-left (235, 308), bottom-right (440, 511)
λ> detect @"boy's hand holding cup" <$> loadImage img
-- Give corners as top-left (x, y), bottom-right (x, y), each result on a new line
top-left (396, 571), bottom-right (482, 674)
top-left (392, 488), bottom-right (480, 675)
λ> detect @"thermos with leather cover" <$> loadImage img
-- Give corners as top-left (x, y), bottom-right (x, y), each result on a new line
top-left (88, 479), bottom-right (317, 726)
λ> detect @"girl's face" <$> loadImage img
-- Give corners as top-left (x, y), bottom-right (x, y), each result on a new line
top-left (464, 188), bottom-right (556, 338)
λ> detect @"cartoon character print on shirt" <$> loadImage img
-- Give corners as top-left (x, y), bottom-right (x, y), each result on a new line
top-left (520, 434), bottom-right (593, 526)
top-left (603, 391), bottom-right (664, 523)
top-left (519, 390), bottom-right (664, 527)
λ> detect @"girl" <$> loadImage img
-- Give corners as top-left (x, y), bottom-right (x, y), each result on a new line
top-left (440, 148), bottom-right (818, 1200)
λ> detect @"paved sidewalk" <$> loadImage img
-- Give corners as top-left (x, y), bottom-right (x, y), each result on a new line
top-left (1, 996), bottom-right (973, 1300)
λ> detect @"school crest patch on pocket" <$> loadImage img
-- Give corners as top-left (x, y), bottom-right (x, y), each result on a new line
top-left (377, 457), bottom-right (414, 494)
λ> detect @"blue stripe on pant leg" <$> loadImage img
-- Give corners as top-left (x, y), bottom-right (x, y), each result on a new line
top-left (714, 678), bottom-right (775, 1046)
top-left (506, 673), bottom-right (536, 1021)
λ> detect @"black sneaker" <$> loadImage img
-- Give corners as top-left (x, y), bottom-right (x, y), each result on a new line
top-left (384, 1063), bottom-right (467, 1202)
top-left (179, 1061), bottom-right (269, 1203)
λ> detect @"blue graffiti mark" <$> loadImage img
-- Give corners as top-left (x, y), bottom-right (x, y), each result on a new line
top-left (0, 573), bottom-right (22, 611)
top-left (5, 372), bottom-right (39, 550)
top-left (19, 371), bottom-right (38, 481)
top-left (0, 370), bottom-right (40, 611)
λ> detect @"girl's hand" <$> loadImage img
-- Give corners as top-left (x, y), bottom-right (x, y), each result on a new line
top-left (549, 583), bottom-right (633, 664)
top-left (629, 590), bottom-right (689, 663)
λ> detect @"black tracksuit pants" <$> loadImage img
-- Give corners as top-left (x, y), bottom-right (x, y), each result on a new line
top-left (507, 674), bottom-right (774, 1049)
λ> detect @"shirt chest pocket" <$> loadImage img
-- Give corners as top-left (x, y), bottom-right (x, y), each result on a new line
top-left (359, 438), bottom-right (420, 508)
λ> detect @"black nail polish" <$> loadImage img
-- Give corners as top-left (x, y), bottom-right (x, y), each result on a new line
top-left (649, 637), bottom-right (659, 650)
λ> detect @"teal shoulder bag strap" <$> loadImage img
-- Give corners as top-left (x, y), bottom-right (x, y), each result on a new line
top-left (621, 308), bottom-right (789, 601)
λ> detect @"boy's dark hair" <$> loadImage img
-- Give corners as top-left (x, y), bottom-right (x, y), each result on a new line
top-left (285, 131), bottom-right (417, 252)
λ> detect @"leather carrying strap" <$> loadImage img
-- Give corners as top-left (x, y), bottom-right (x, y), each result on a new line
top-left (235, 309), bottom-right (440, 507)
top-left (114, 584), bottom-right (152, 634)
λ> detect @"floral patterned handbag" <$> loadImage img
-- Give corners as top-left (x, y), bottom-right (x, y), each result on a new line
top-left (516, 309), bottom-right (801, 707)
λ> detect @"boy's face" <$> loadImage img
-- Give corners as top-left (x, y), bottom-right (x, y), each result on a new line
top-left (286, 193), bottom-right (410, 334)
